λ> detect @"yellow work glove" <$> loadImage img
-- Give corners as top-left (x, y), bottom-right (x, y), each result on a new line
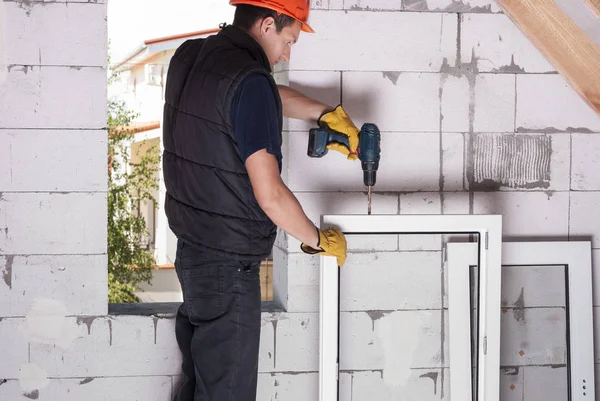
top-left (318, 105), bottom-right (360, 161)
top-left (301, 227), bottom-right (348, 267)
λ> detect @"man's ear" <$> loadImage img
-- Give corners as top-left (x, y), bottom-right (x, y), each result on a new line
top-left (260, 16), bottom-right (276, 36)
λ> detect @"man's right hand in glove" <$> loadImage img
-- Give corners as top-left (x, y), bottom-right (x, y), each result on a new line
top-left (318, 105), bottom-right (360, 161)
top-left (300, 227), bottom-right (348, 267)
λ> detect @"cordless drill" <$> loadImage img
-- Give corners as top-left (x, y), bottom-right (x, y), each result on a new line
top-left (307, 123), bottom-right (381, 214)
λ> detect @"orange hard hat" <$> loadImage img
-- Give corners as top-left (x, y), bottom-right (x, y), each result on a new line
top-left (229, 0), bottom-right (314, 33)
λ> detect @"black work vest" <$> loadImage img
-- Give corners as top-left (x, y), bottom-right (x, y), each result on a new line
top-left (162, 25), bottom-right (282, 261)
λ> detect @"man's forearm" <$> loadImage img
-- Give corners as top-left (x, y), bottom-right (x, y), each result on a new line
top-left (259, 182), bottom-right (320, 249)
top-left (278, 84), bottom-right (332, 123)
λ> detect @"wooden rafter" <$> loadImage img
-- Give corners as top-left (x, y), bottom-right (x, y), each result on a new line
top-left (585, 0), bottom-right (600, 21)
top-left (495, 0), bottom-right (600, 115)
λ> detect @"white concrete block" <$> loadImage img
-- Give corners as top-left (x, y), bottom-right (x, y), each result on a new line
top-left (0, 135), bottom-right (10, 188)
top-left (501, 265), bottom-right (566, 308)
top-left (0, 376), bottom-right (173, 401)
top-left (284, 240), bottom-right (400, 313)
top-left (500, 367), bottom-right (524, 401)
top-left (570, 192), bottom-right (600, 248)
top-left (441, 192), bottom-right (470, 214)
top-left (0, 192), bottom-right (107, 254)
top-left (288, 132), bottom-right (440, 192)
top-left (516, 75), bottom-right (600, 132)
top-left (351, 369), bottom-right (447, 401)
top-left (548, 134), bottom-right (572, 191)
top-left (473, 74), bottom-right (516, 132)
top-left (257, 372), bottom-right (318, 401)
top-left (0, 318), bottom-right (29, 378)
top-left (311, 0), bottom-right (330, 9)
top-left (461, 14), bottom-right (554, 73)
top-left (343, 72), bottom-right (441, 132)
top-left (0, 66), bottom-right (106, 129)
top-left (400, 193), bottom-right (443, 251)
top-left (403, 0), bottom-right (501, 12)
top-left (348, 235), bottom-right (399, 253)
top-left (473, 191), bottom-right (570, 239)
top-left (3, 2), bottom-right (106, 66)
top-left (343, 0), bottom-right (403, 10)
top-left (340, 310), bottom-right (445, 370)
top-left (283, 253), bottom-right (319, 313)
top-left (288, 192), bottom-right (398, 252)
top-left (340, 251), bottom-right (442, 311)
top-left (0, 130), bottom-right (107, 192)
top-left (523, 366), bottom-right (568, 401)
top-left (290, 11), bottom-right (457, 71)
top-left (339, 372), bottom-right (352, 401)
top-left (30, 316), bottom-right (181, 377)
top-left (272, 246), bottom-right (289, 310)
top-left (259, 314), bottom-right (275, 372)
top-left (571, 134), bottom-right (600, 190)
top-left (274, 313), bottom-right (318, 372)
top-left (441, 75), bottom-right (470, 132)
top-left (0, 254), bottom-right (108, 317)
top-left (442, 133), bottom-right (466, 191)
top-left (500, 308), bottom-right (566, 366)
top-left (286, 71), bottom-right (341, 132)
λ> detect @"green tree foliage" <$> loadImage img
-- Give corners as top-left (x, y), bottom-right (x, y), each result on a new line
top-left (107, 54), bottom-right (160, 303)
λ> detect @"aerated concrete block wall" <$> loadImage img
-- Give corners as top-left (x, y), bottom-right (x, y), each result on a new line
top-left (272, 1), bottom-right (600, 400)
top-left (1, 1), bottom-right (600, 400)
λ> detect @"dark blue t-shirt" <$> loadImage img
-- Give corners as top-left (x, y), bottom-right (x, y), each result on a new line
top-left (231, 73), bottom-right (282, 170)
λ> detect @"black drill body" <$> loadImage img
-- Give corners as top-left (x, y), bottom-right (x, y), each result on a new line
top-left (307, 123), bottom-right (381, 188)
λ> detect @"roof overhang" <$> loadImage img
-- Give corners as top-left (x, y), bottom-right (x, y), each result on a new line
top-left (112, 28), bottom-right (221, 72)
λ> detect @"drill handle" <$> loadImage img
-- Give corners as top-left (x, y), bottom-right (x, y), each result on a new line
top-left (307, 127), bottom-right (351, 158)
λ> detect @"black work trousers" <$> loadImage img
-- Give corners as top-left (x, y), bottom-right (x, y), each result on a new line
top-left (173, 239), bottom-right (262, 401)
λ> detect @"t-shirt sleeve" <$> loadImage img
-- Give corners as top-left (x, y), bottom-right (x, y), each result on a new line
top-left (231, 73), bottom-right (282, 166)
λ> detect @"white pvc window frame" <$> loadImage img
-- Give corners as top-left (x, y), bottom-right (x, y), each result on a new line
top-left (318, 214), bottom-right (503, 401)
top-left (447, 241), bottom-right (595, 401)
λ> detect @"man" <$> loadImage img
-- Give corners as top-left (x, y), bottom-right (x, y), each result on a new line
top-left (162, 1), bottom-right (361, 400)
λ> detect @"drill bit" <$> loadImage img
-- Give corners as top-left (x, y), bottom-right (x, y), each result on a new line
top-left (367, 186), bottom-right (372, 215)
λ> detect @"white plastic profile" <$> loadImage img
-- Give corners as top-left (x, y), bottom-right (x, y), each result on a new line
top-left (447, 241), bottom-right (596, 401)
top-left (318, 214), bottom-right (503, 401)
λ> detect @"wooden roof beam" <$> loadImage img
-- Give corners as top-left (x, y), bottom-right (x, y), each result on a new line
top-left (495, 0), bottom-right (600, 115)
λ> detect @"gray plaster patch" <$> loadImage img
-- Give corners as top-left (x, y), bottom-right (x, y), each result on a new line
top-left (492, 55), bottom-right (526, 73)
top-left (419, 371), bottom-right (439, 395)
top-left (502, 366), bottom-right (520, 375)
top-left (7, 65), bottom-right (34, 74)
top-left (517, 126), bottom-right (595, 133)
top-left (365, 310), bottom-right (390, 331)
top-left (76, 316), bottom-right (100, 335)
top-left (24, 390), bottom-right (39, 400)
top-left (2, 255), bottom-right (14, 289)
top-left (471, 134), bottom-right (552, 190)
top-left (382, 71), bottom-right (400, 85)
top-left (108, 319), bottom-right (113, 346)
top-left (513, 288), bottom-right (526, 322)
top-left (404, 0), bottom-right (493, 12)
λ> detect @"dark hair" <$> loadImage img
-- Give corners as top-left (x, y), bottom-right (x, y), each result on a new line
top-left (232, 4), bottom-right (296, 32)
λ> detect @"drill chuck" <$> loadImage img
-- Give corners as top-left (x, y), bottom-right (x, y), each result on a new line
top-left (362, 162), bottom-right (379, 187)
